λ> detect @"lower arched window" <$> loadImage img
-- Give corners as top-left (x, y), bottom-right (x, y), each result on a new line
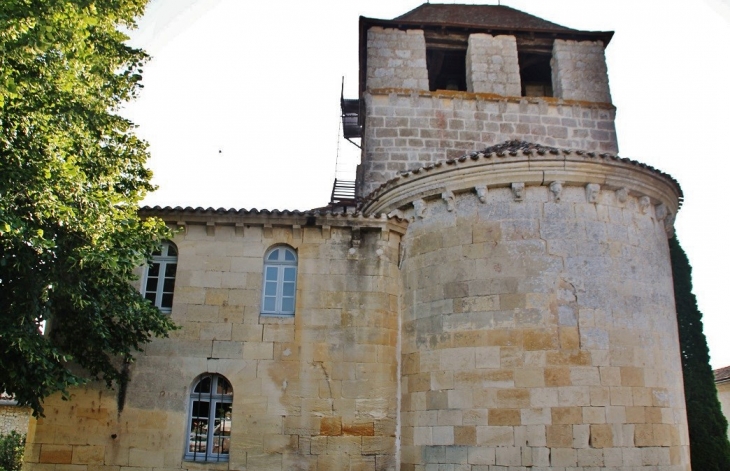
top-left (185, 374), bottom-right (233, 462)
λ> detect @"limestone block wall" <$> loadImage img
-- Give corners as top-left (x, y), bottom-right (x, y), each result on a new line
top-left (0, 404), bottom-right (29, 435)
top-left (466, 34), bottom-right (520, 96)
top-left (367, 27), bottom-right (429, 91)
top-left (25, 217), bottom-right (404, 471)
top-left (397, 185), bottom-right (689, 470)
top-left (552, 40), bottom-right (612, 104)
top-left (360, 91), bottom-right (618, 198)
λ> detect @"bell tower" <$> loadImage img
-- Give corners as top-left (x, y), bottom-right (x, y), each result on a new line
top-left (355, 4), bottom-right (689, 470)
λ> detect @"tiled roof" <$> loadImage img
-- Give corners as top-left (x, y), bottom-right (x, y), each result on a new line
top-left (363, 140), bottom-right (683, 207)
top-left (394, 3), bottom-right (578, 34)
top-left (715, 366), bottom-right (730, 383)
top-left (138, 206), bottom-right (405, 221)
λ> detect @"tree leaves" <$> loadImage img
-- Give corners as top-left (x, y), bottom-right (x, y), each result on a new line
top-left (0, 0), bottom-right (175, 416)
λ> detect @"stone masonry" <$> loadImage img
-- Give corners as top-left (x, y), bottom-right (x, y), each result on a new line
top-left (552, 40), bottom-right (612, 103)
top-left (360, 92), bottom-right (618, 197)
top-left (466, 34), bottom-right (521, 96)
top-left (366, 27), bottom-right (429, 92)
top-left (0, 403), bottom-right (29, 436)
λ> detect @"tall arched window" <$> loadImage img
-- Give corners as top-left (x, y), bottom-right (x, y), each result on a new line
top-left (186, 374), bottom-right (233, 462)
top-left (261, 246), bottom-right (297, 316)
top-left (143, 241), bottom-right (177, 313)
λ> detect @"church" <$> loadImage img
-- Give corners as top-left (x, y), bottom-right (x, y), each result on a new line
top-left (24, 4), bottom-right (689, 470)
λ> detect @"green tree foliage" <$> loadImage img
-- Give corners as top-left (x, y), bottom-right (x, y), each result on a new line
top-left (0, 431), bottom-right (25, 471)
top-left (670, 236), bottom-right (730, 470)
top-left (0, 0), bottom-right (175, 416)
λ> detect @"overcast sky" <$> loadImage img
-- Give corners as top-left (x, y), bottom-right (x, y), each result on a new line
top-left (124, 0), bottom-right (730, 368)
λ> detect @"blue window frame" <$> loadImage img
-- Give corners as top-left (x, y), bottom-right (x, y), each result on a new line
top-left (261, 246), bottom-right (297, 316)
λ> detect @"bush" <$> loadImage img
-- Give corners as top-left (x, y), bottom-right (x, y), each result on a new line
top-left (0, 431), bottom-right (25, 471)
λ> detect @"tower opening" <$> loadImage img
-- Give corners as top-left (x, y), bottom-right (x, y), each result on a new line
top-left (427, 48), bottom-right (467, 92)
top-left (518, 51), bottom-right (553, 97)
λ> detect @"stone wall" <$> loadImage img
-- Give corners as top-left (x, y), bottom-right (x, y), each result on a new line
top-left (0, 403), bottom-right (29, 436)
top-left (552, 40), bottom-right (612, 104)
top-left (25, 217), bottom-right (405, 471)
top-left (360, 91), bottom-right (618, 198)
top-left (466, 34), bottom-right (520, 96)
top-left (366, 27), bottom-right (429, 91)
top-left (397, 185), bottom-right (689, 470)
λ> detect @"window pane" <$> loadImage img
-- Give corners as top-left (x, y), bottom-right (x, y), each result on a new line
top-left (167, 244), bottom-right (178, 256)
top-left (163, 278), bottom-right (176, 292)
top-left (265, 281), bottom-right (277, 296)
top-left (267, 249), bottom-right (280, 261)
top-left (194, 376), bottom-right (211, 393)
top-left (265, 266), bottom-right (278, 281)
top-left (216, 378), bottom-right (233, 395)
top-left (191, 400), bottom-right (210, 418)
top-left (148, 263), bottom-right (160, 277)
top-left (284, 250), bottom-right (295, 261)
top-left (283, 267), bottom-right (296, 282)
top-left (283, 282), bottom-right (295, 297)
top-left (264, 297), bottom-right (276, 312)
top-left (165, 263), bottom-right (177, 277)
top-left (282, 297), bottom-right (294, 313)
top-left (161, 293), bottom-right (174, 309)
top-left (145, 292), bottom-right (156, 303)
top-left (146, 277), bottom-right (158, 292)
top-left (189, 418), bottom-right (208, 454)
top-left (212, 402), bottom-right (232, 456)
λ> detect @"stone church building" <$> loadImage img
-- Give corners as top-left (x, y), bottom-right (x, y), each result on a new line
top-left (25, 4), bottom-right (689, 470)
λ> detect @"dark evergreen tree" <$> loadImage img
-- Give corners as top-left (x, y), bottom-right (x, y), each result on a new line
top-left (670, 236), bottom-right (730, 470)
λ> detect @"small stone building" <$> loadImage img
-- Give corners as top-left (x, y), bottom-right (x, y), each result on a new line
top-left (0, 393), bottom-right (29, 436)
top-left (24, 4), bottom-right (690, 470)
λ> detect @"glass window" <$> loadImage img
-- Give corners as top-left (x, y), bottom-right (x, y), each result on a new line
top-left (186, 374), bottom-right (233, 462)
top-left (261, 246), bottom-right (297, 316)
top-left (143, 241), bottom-right (177, 313)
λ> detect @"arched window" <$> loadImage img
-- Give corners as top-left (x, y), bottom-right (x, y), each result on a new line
top-left (186, 374), bottom-right (233, 462)
top-left (143, 241), bottom-right (177, 313)
top-left (261, 246), bottom-right (297, 316)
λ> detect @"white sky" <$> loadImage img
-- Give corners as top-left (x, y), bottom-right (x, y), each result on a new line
top-left (124, 0), bottom-right (730, 368)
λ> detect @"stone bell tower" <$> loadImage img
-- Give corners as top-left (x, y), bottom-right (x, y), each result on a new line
top-left (353, 4), bottom-right (689, 470)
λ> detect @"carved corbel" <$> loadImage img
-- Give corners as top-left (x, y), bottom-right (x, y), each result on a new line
top-left (639, 196), bottom-right (651, 214)
top-left (350, 227), bottom-right (362, 249)
top-left (235, 222), bottom-right (245, 237)
top-left (413, 199), bottom-right (427, 219)
top-left (263, 224), bottom-right (273, 238)
top-left (586, 183), bottom-right (600, 203)
top-left (549, 181), bottom-right (563, 202)
top-left (380, 227), bottom-right (390, 241)
top-left (176, 221), bottom-right (187, 235)
top-left (206, 222), bottom-right (216, 236)
top-left (442, 190), bottom-right (455, 212)
top-left (388, 209), bottom-right (405, 219)
top-left (475, 185), bottom-right (488, 203)
top-left (616, 187), bottom-right (629, 204)
top-left (655, 204), bottom-right (668, 221)
top-left (511, 182), bottom-right (525, 202)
